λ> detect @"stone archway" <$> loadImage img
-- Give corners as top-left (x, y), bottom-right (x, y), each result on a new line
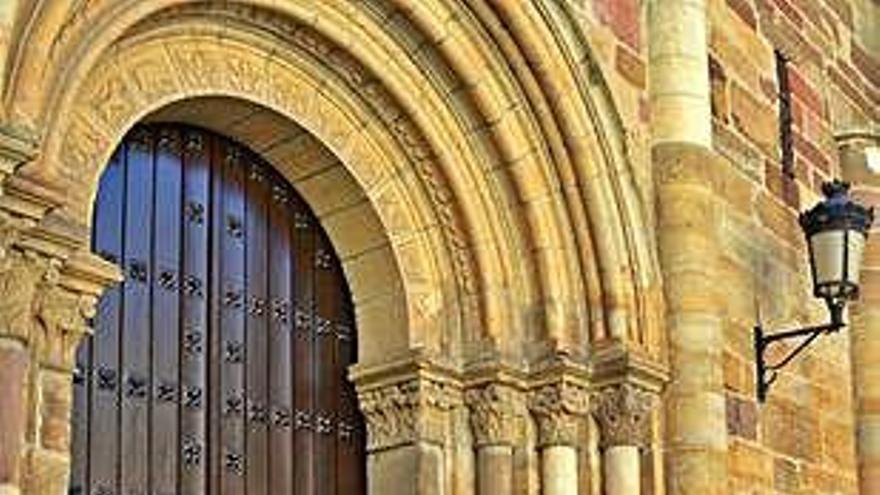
top-left (0, 2), bottom-right (669, 494)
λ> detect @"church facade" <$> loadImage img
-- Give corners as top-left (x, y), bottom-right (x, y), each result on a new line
top-left (0, 0), bottom-right (877, 494)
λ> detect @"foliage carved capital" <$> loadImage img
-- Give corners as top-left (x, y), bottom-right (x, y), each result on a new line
top-left (591, 383), bottom-right (656, 448)
top-left (0, 241), bottom-right (50, 342)
top-left (358, 376), bottom-right (461, 452)
top-left (32, 260), bottom-right (99, 370)
top-left (464, 383), bottom-right (523, 447)
top-left (528, 380), bottom-right (590, 447)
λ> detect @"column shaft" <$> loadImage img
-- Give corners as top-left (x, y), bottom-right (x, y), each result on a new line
top-left (541, 445), bottom-right (577, 495)
top-left (604, 446), bottom-right (640, 495)
top-left (477, 445), bottom-right (513, 495)
top-left (655, 146), bottom-right (728, 495)
top-left (648, 0), bottom-right (712, 146)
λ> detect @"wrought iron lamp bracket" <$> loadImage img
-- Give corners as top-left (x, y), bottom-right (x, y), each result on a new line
top-left (754, 302), bottom-right (845, 402)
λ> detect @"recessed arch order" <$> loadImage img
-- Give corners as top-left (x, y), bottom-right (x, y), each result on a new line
top-left (12, 0), bottom-right (662, 367)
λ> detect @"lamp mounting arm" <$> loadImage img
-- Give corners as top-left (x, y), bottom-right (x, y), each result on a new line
top-left (754, 303), bottom-right (845, 402)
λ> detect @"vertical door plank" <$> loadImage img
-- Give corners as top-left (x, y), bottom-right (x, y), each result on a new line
top-left (244, 159), bottom-right (270, 495)
top-left (120, 129), bottom-right (154, 495)
top-left (293, 200), bottom-right (316, 495)
top-left (180, 129), bottom-right (211, 495)
top-left (151, 128), bottom-right (183, 495)
top-left (206, 134), bottom-right (223, 495)
top-left (70, 336), bottom-right (90, 495)
top-left (219, 142), bottom-right (247, 495)
top-left (267, 179), bottom-right (294, 494)
top-left (89, 148), bottom-right (125, 495)
top-left (314, 232), bottom-right (339, 495)
top-left (337, 288), bottom-right (363, 494)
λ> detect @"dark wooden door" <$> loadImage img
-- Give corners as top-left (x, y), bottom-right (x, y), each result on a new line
top-left (69, 123), bottom-right (365, 495)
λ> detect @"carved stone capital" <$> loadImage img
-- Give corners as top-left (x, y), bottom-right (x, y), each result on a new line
top-left (591, 383), bottom-right (656, 448)
top-left (358, 376), bottom-right (461, 452)
top-left (528, 380), bottom-right (590, 447)
top-left (465, 383), bottom-right (522, 447)
top-left (0, 246), bottom-right (50, 342)
top-left (32, 260), bottom-right (99, 370)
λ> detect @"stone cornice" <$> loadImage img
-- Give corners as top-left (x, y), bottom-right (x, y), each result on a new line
top-left (590, 343), bottom-right (668, 394)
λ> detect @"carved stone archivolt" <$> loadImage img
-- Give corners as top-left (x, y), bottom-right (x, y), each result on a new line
top-left (464, 383), bottom-right (523, 447)
top-left (528, 380), bottom-right (590, 447)
top-left (357, 376), bottom-right (461, 452)
top-left (591, 383), bottom-right (656, 448)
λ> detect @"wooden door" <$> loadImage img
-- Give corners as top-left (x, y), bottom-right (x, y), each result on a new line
top-left (69, 123), bottom-right (365, 495)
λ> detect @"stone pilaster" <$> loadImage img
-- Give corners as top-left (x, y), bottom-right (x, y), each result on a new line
top-left (838, 131), bottom-right (880, 495)
top-left (592, 383), bottom-right (656, 495)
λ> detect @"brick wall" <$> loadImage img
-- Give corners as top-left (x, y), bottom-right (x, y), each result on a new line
top-left (707, 0), bottom-right (876, 493)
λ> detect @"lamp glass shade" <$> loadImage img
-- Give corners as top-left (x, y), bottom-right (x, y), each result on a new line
top-left (808, 229), bottom-right (866, 300)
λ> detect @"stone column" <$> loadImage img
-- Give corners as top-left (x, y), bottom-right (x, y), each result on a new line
top-left (356, 366), bottom-right (461, 495)
top-left (528, 380), bottom-right (589, 495)
top-left (654, 145), bottom-right (728, 495)
top-left (465, 383), bottom-right (521, 495)
top-left (592, 384), bottom-right (655, 495)
top-left (649, 0), bottom-right (725, 490)
top-left (839, 132), bottom-right (880, 494)
top-left (648, 0), bottom-right (712, 146)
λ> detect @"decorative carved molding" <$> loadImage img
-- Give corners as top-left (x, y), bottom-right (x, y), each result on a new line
top-left (528, 380), bottom-right (589, 447)
top-left (357, 376), bottom-right (460, 452)
top-left (591, 383), bottom-right (656, 448)
top-left (464, 383), bottom-right (523, 447)
top-left (59, 3), bottom-right (478, 312)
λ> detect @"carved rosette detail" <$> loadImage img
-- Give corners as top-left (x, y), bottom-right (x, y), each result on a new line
top-left (357, 377), bottom-right (460, 452)
top-left (528, 381), bottom-right (590, 447)
top-left (464, 384), bottom-right (523, 447)
top-left (591, 384), bottom-right (656, 448)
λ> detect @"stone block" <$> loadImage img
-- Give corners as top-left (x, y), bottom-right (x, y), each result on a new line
top-left (0, 345), bottom-right (28, 485)
top-left (730, 82), bottom-right (777, 156)
top-left (725, 393), bottom-right (758, 440)
top-left (593, 0), bottom-right (641, 50)
top-left (773, 456), bottom-right (800, 492)
top-left (38, 370), bottom-right (72, 453)
top-left (615, 43), bottom-right (645, 89)
top-left (728, 439), bottom-right (773, 489)
top-left (725, 0), bottom-right (757, 30)
top-left (23, 448), bottom-right (69, 495)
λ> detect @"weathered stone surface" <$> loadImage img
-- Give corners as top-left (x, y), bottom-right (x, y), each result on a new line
top-left (0, 345), bottom-right (28, 485)
top-left (0, 0), bottom-right (873, 494)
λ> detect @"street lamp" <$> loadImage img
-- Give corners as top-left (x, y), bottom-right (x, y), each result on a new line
top-left (755, 180), bottom-right (874, 402)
